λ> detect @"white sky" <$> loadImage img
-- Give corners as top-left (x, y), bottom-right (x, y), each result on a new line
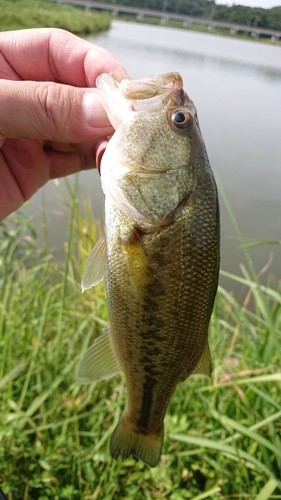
top-left (217, 0), bottom-right (281, 7)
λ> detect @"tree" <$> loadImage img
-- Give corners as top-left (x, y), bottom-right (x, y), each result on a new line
top-left (266, 6), bottom-right (281, 31)
top-left (93, 0), bottom-right (281, 30)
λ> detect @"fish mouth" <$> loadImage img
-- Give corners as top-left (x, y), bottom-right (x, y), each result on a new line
top-left (119, 72), bottom-right (183, 99)
top-left (96, 72), bottom-right (185, 131)
top-left (97, 72), bottom-right (183, 100)
top-left (95, 73), bottom-right (191, 175)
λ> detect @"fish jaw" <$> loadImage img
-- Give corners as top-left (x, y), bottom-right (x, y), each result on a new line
top-left (96, 73), bottom-right (166, 131)
top-left (96, 71), bottom-right (194, 140)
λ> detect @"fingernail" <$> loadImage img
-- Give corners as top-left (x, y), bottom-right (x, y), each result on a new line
top-left (111, 67), bottom-right (131, 82)
top-left (83, 91), bottom-right (108, 128)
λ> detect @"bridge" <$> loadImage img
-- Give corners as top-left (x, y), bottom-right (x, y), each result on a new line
top-left (47, 0), bottom-right (281, 41)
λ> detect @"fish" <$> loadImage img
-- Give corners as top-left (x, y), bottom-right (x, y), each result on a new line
top-left (78, 72), bottom-right (220, 468)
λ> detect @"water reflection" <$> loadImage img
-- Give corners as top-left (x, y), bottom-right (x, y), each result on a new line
top-left (89, 21), bottom-right (281, 82)
top-left (104, 36), bottom-right (281, 81)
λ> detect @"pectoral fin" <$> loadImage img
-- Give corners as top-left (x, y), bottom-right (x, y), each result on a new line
top-left (77, 326), bottom-right (122, 383)
top-left (81, 234), bottom-right (107, 292)
top-left (191, 341), bottom-right (212, 377)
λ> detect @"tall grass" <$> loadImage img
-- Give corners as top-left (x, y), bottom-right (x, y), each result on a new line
top-left (0, 0), bottom-right (111, 34)
top-left (0, 180), bottom-right (280, 499)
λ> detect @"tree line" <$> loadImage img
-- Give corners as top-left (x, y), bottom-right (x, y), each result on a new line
top-left (103, 0), bottom-right (281, 31)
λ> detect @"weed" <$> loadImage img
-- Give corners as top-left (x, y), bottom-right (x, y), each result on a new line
top-left (0, 182), bottom-right (280, 499)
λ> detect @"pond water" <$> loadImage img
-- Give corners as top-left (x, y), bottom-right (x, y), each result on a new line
top-left (23, 21), bottom-right (281, 298)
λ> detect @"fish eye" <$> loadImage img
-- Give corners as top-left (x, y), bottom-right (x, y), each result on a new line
top-left (170, 109), bottom-right (191, 131)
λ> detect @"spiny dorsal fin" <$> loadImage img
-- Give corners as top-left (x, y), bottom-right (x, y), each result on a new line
top-left (77, 326), bottom-right (121, 383)
top-left (81, 234), bottom-right (107, 292)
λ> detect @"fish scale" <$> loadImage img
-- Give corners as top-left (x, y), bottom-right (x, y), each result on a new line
top-left (79, 72), bottom-right (220, 467)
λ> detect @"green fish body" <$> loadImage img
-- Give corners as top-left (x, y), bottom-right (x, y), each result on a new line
top-left (79, 72), bottom-right (220, 467)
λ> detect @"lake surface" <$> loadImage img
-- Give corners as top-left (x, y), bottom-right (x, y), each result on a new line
top-left (23, 21), bottom-right (281, 298)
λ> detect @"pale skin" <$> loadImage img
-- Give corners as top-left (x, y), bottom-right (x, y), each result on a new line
top-left (0, 27), bottom-right (129, 221)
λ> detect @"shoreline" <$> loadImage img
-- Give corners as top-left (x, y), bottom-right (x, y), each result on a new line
top-left (114, 14), bottom-right (281, 47)
top-left (1, 0), bottom-right (280, 46)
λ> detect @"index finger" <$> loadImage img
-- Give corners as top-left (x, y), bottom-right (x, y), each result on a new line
top-left (0, 27), bottom-right (129, 86)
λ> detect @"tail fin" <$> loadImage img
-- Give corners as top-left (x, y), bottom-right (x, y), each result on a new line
top-left (110, 414), bottom-right (163, 468)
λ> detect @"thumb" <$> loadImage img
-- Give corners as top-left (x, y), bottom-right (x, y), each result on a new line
top-left (0, 79), bottom-right (113, 144)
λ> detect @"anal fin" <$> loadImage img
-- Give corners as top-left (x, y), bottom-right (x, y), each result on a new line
top-left (191, 340), bottom-right (212, 377)
top-left (77, 326), bottom-right (121, 383)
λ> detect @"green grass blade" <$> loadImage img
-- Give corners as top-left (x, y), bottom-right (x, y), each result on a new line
top-left (211, 410), bottom-right (281, 460)
top-left (218, 180), bottom-right (273, 329)
top-left (255, 477), bottom-right (279, 500)
top-left (200, 372), bottom-right (281, 391)
top-left (191, 486), bottom-right (221, 500)
top-left (169, 434), bottom-right (281, 489)
top-left (241, 240), bottom-right (281, 249)
top-left (55, 176), bottom-right (79, 367)
top-left (222, 409), bottom-right (281, 445)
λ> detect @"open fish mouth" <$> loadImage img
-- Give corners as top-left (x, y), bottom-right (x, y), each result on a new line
top-left (96, 72), bottom-right (185, 131)
top-left (120, 72), bottom-right (183, 99)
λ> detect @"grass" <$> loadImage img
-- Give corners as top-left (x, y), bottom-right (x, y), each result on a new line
top-left (0, 178), bottom-right (281, 499)
top-left (0, 0), bottom-right (111, 34)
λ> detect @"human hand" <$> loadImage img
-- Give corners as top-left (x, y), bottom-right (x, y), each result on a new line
top-left (0, 28), bottom-right (129, 221)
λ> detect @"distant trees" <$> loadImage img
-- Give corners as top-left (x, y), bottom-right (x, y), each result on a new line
top-left (213, 4), bottom-right (281, 30)
top-left (110, 0), bottom-right (216, 17)
top-left (165, 0), bottom-right (215, 18)
top-left (101, 0), bottom-right (281, 31)
top-left (264, 6), bottom-right (281, 31)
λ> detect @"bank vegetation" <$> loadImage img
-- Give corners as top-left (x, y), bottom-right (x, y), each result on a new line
top-left (0, 0), bottom-right (110, 34)
top-left (97, 0), bottom-right (281, 32)
top-left (0, 185), bottom-right (281, 499)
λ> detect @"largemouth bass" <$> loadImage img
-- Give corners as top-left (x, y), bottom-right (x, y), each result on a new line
top-left (78, 72), bottom-right (220, 467)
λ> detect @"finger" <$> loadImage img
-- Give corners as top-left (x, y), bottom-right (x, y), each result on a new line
top-left (46, 141), bottom-right (77, 153)
top-left (0, 80), bottom-right (113, 143)
top-left (0, 138), bottom-right (96, 220)
top-left (0, 28), bottom-right (130, 85)
top-left (46, 149), bottom-right (96, 179)
top-left (46, 141), bottom-right (103, 170)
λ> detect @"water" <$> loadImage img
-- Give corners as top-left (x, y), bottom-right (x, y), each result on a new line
top-left (23, 21), bottom-right (281, 297)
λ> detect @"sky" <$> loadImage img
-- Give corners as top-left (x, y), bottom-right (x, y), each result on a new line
top-left (217, 0), bottom-right (281, 7)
